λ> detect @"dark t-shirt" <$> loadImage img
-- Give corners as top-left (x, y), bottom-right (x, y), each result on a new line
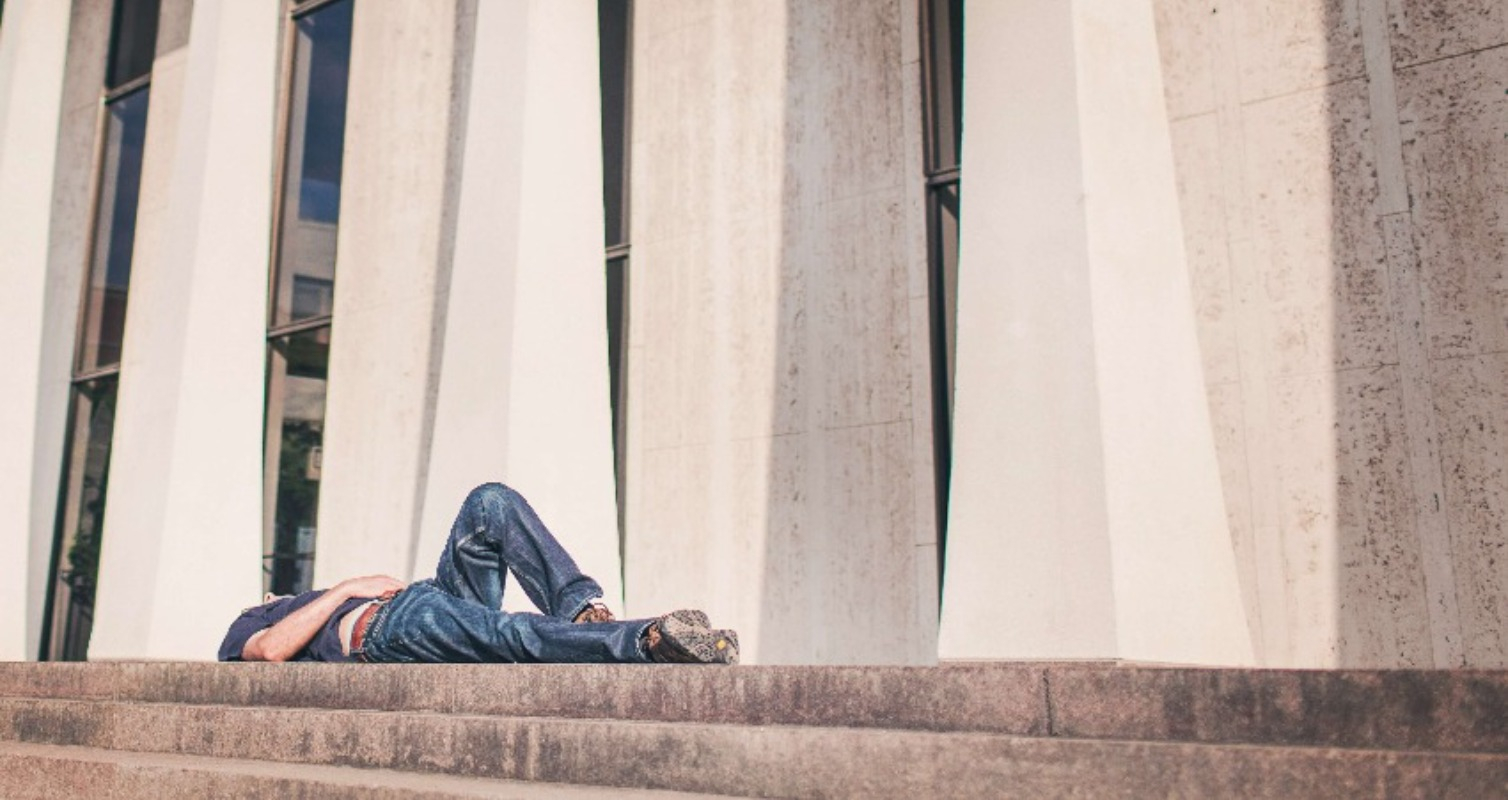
top-left (217, 590), bottom-right (374, 662)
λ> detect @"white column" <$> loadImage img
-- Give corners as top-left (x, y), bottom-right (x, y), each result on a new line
top-left (0, 0), bottom-right (76, 661)
top-left (89, 0), bottom-right (281, 659)
top-left (313, 1), bottom-right (469, 585)
top-left (938, 0), bottom-right (1253, 665)
top-left (414, 0), bottom-right (622, 608)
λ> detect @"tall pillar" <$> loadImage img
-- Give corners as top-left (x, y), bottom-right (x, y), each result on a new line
top-left (937, 0), bottom-right (1253, 665)
top-left (89, 0), bottom-right (281, 659)
top-left (414, 0), bottom-right (622, 608)
top-left (0, 0), bottom-right (75, 661)
top-left (312, 1), bottom-right (472, 585)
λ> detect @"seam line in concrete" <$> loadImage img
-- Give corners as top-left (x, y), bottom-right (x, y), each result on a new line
top-left (1394, 41), bottom-right (1508, 72)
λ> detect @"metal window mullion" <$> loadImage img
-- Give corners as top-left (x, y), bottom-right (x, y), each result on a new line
top-left (291, 0), bottom-right (347, 20)
top-left (102, 73), bottom-right (150, 104)
top-left (267, 315), bottom-right (334, 341)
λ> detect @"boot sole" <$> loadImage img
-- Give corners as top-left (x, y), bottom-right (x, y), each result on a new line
top-left (659, 611), bottom-right (739, 665)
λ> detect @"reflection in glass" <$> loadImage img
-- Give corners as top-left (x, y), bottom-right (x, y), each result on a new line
top-left (106, 0), bottom-right (161, 89)
top-left (272, 0), bottom-right (353, 328)
top-left (923, 0), bottom-right (964, 172)
top-left (599, 0), bottom-right (631, 248)
top-left (932, 183), bottom-right (960, 409)
top-left (263, 328), bottom-right (330, 595)
top-left (78, 88), bottom-right (150, 373)
top-left (45, 378), bottom-right (118, 661)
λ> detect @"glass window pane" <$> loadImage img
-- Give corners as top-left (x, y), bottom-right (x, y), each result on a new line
top-left (599, 0), bottom-right (631, 248)
top-left (78, 88), bottom-right (150, 373)
top-left (106, 0), bottom-right (161, 88)
top-left (263, 327), bottom-right (331, 596)
top-left (924, 0), bottom-right (963, 172)
top-left (45, 377), bottom-right (118, 661)
top-left (272, 0), bottom-right (353, 328)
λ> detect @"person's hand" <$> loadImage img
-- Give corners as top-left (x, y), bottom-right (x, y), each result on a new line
top-left (335, 574), bottom-right (407, 600)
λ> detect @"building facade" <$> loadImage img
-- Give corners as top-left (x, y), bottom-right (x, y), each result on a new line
top-left (1, 0), bottom-right (1504, 667)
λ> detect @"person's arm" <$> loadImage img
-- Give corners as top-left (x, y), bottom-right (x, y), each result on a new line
top-left (241, 575), bottom-right (406, 662)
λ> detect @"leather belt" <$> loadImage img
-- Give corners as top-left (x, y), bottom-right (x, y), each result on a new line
top-left (348, 601), bottom-right (382, 655)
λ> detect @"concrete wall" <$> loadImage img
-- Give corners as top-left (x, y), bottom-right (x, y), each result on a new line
top-left (0, 0), bottom-right (80, 661)
top-left (623, 0), bottom-right (939, 664)
top-left (937, 0), bottom-right (1252, 666)
top-left (312, 0), bottom-right (471, 586)
top-left (90, 0), bottom-right (279, 659)
top-left (1154, 0), bottom-right (1508, 666)
top-left (416, 0), bottom-right (622, 608)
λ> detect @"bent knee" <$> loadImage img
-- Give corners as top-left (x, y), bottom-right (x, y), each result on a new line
top-left (468, 482), bottom-right (521, 509)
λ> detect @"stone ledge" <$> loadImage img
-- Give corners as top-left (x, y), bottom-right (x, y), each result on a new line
top-left (2, 662), bottom-right (1506, 753)
top-left (2, 697), bottom-right (1507, 799)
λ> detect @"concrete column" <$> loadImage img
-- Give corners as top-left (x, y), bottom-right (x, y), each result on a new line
top-left (0, 0), bottom-right (75, 661)
top-left (313, 1), bottom-right (470, 585)
top-left (89, 0), bottom-right (281, 659)
top-left (413, 0), bottom-right (622, 608)
top-left (937, 0), bottom-right (1253, 665)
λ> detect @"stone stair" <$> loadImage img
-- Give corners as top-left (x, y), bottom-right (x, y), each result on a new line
top-left (1, 662), bottom-right (1506, 798)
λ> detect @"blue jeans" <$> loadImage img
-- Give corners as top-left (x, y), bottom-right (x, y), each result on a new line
top-left (356, 483), bottom-right (652, 663)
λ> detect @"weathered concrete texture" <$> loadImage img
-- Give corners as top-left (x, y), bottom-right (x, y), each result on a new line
top-left (316, 0), bottom-right (468, 585)
top-left (1232, 0), bottom-right (1365, 102)
top-left (1048, 666), bottom-right (1508, 753)
top-left (416, 0), bottom-right (623, 609)
top-left (1155, 0), bottom-right (1508, 667)
top-left (3, 695), bottom-right (1508, 799)
top-left (1388, 0), bottom-right (1508, 67)
top-left (0, 741), bottom-right (717, 799)
top-left (9, 662), bottom-right (1508, 756)
top-left (625, 0), bottom-right (935, 664)
top-left (1396, 46), bottom-right (1508, 363)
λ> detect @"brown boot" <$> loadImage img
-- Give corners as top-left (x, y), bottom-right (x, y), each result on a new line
top-left (645, 609), bottom-right (738, 665)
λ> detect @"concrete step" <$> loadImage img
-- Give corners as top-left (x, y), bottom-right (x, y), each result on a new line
top-left (2, 662), bottom-right (1506, 752)
top-left (0, 740), bottom-right (727, 799)
top-left (3, 696), bottom-right (1508, 798)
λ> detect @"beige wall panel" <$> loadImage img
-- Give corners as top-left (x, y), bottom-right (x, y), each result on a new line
top-left (1333, 365), bottom-right (1434, 666)
top-left (0, 0), bottom-right (75, 660)
top-left (1170, 113), bottom-right (1241, 388)
top-left (939, 0), bottom-right (1116, 661)
top-left (1155, 0), bottom-right (1508, 666)
top-left (1432, 352), bottom-right (1508, 666)
top-left (1151, 0), bottom-right (1218, 119)
top-left (315, 1), bottom-right (464, 585)
top-left (91, 1), bottom-right (280, 660)
top-left (626, 0), bottom-right (932, 663)
top-left (1396, 47), bottom-right (1508, 362)
top-left (1241, 83), bottom-right (1395, 378)
top-left (1388, 0), bottom-right (1508, 66)
top-left (942, 0), bottom-right (1250, 664)
top-left (415, 0), bottom-right (622, 606)
top-left (1266, 372), bottom-right (1340, 665)
top-left (1232, 0), bottom-right (1365, 103)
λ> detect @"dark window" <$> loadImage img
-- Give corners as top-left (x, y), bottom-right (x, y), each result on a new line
top-left (263, 0), bottom-right (354, 596)
top-left (600, 0), bottom-right (633, 573)
top-left (77, 87), bottom-right (150, 374)
top-left (106, 0), bottom-right (161, 89)
top-left (264, 328), bottom-right (330, 595)
top-left (271, 0), bottom-right (352, 328)
top-left (921, 0), bottom-right (962, 594)
top-left (42, 378), bottom-right (118, 661)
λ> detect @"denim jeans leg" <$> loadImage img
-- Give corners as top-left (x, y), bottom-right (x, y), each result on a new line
top-left (432, 482), bottom-right (605, 620)
top-left (363, 581), bottom-right (651, 664)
